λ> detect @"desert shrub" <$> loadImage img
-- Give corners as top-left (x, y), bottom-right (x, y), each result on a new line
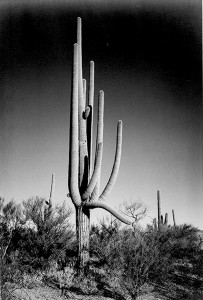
top-left (90, 219), bottom-right (203, 299)
top-left (90, 217), bottom-right (123, 268)
top-left (0, 198), bottom-right (25, 299)
top-left (0, 202), bottom-right (29, 299)
top-left (44, 260), bottom-right (97, 295)
top-left (44, 261), bottom-right (75, 291)
top-left (0, 196), bottom-right (77, 300)
top-left (10, 197), bottom-right (75, 271)
top-left (22, 271), bottom-right (44, 289)
top-left (72, 274), bottom-right (98, 294)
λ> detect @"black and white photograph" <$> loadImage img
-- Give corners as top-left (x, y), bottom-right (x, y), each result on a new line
top-left (0, 0), bottom-right (202, 299)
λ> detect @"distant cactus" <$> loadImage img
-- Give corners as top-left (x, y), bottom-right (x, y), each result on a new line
top-left (156, 190), bottom-right (170, 229)
top-left (153, 218), bottom-right (157, 230)
top-left (68, 18), bottom-right (131, 271)
top-left (161, 214), bottom-right (164, 225)
top-left (42, 173), bottom-right (55, 222)
top-left (157, 190), bottom-right (161, 229)
top-left (164, 213), bottom-right (168, 226)
top-left (172, 209), bottom-right (176, 227)
top-left (47, 173), bottom-right (55, 215)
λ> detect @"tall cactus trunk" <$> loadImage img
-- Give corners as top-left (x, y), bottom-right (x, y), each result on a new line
top-left (76, 18), bottom-right (90, 270)
top-left (76, 206), bottom-right (90, 271)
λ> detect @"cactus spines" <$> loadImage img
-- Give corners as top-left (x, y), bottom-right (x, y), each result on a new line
top-left (172, 209), bottom-right (176, 226)
top-left (68, 18), bottom-right (131, 269)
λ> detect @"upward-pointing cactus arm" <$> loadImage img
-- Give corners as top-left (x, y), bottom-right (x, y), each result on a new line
top-left (68, 43), bottom-right (81, 207)
top-left (82, 142), bottom-right (103, 200)
top-left (99, 120), bottom-right (122, 202)
top-left (83, 79), bottom-right (86, 106)
top-left (90, 90), bottom-right (104, 201)
top-left (77, 17), bottom-right (84, 114)
top-left (77, 17), bottom-right (89, 191)
top-left (87, 61), bottom-right (95, 175)
top-left (95, 91), bottom-right (104, 147)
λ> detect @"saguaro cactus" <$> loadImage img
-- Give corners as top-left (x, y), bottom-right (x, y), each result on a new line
top-left (172, 209), bottom-right (176, 227)
top-left (47, 173), bottom-right (55, 211)
top-left (157, 190), bottom-right (161, 229)
top-left (41, 173), bottom-right (55, 222)
top-left (68, 18), bottom-right (131, 270)
top-left (153, 218), bottom-right (157, 230)
top-left (157, 190), bottom-right (169, 229)
top-left (164, 213), bottom-right (168, 226)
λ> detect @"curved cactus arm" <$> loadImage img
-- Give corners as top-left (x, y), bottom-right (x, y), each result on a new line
top-left (49, 173), bottom-right (55, 209)
top-left (68, 43), bottom-right (81, 207)
top-left (99, 120), bottom-right (122, 202)
top-left (82, 142), bottom-right (103, 200)
top-left (90, 91), bottom-right (104, 201)
top-left (85, 200), bottom-right (132, 225)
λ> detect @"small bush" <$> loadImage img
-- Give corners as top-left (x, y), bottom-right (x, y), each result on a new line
top-left (45, 262), bottom-right (75, 290)
top-left (72, 274), bottom-right (98, 294)
top-left (22, 271), bottom-right (44, 289)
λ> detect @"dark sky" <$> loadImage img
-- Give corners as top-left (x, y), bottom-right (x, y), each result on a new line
top-left (0, 0), bottom-right (202, 227)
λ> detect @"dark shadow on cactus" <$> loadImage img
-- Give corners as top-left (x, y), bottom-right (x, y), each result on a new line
top-left (86, 105), bottom-right (92, 164)
top-left (80, 156), bottom-right (89, 195)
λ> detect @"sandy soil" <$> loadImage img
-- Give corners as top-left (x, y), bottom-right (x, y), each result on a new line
top-left (13, 285), bottom-right (167, 300)
top-left (13, 286), bottom-right (115, 300)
